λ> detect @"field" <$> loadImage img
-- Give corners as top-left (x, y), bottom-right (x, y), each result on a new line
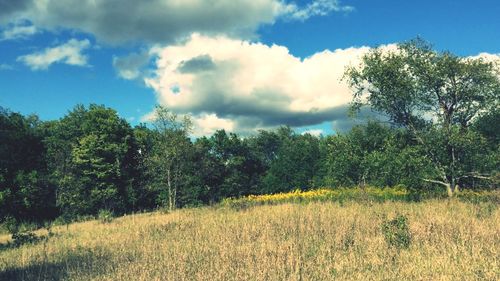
top-left (1, 197), bottom-right (499, 280)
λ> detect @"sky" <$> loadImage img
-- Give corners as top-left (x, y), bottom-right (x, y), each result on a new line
top-left (0, 0), bottom-right (499, 136)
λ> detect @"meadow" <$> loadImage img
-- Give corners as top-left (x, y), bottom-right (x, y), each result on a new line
top-left (1, 189), bottom-right (499, 281)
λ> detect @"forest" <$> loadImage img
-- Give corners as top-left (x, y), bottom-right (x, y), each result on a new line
top-left (1, 40), bottom-right (499, 227)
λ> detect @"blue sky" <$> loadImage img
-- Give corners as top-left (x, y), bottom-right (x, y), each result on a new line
top-left (0, 0), bottom-right (499, 135)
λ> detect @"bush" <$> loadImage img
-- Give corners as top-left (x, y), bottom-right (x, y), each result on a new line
top-left (98, 209), bottom-right (114, 224)
top-left (474, 202), bottom-right (497, 219)
top-left (341, 223), bottom-right (356, 250)
top-left (3, 216), bottom-right (19, 234)
top-left (456, 189), bottom-right (500, 204)
top-left (381, 214), bottom-right (412, 249)
top-left (221, 187), bottom-right (410, 209)
top-left (12, 232), bottom-right (38, 247)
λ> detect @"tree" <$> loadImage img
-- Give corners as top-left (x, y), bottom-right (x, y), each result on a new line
top-left (205, 130), bottom-right (264, 199)
top-left (345, 38), bottom-right (500, 195)
top-left (145, 105), bottom-right (193, 211)
top-left (262, 127), bottom-right (321, 193)
top-left (473, 108), bottom-right (500, 146)
top-left (188, 136), bottom-right (224, 204)
top-left (43, 104), bottom-right (140, 217)
top-left (0, 108), bottom-right (56, 223)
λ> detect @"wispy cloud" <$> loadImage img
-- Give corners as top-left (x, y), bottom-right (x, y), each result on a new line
top-left (17, 39), bottom-right (91, 70)
top-left (0, 23), bottom-right (37, 41)
top-left (281, 0), bottom-right (354, 21)
top-left (302, 129), bottom-right (324, 137)
top-left (0, 63), bottom-right (14, 70)
top-left (112, 51), bottom-right (152, 80)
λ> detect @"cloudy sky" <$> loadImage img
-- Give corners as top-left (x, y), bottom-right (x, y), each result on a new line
top-left (1, 0), bottom-right (499, 136)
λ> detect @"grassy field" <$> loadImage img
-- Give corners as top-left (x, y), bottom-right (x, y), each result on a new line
top-left (1, 198), bottom-right (499, 280)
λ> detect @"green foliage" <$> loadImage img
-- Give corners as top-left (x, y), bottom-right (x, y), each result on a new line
top-left (98, 209), bottom-right (115, 224)
top-left (144, 105), bottom-right (193, 211)
top-left (262, 127), bottom-right (321, 193)
top-left (381, 214), bottom-right (412, 249)
top-left (209, 130), bottom-right (263, 198)
top-left (3, 216), bottom-right (19, 234)
top-left (11, 232), bottom-right (38, 247)
top-left (345, 38), bottom-right (500, 194)
top-left (341, 223), bottom-right (356, 251)
top-left (0, 107), bottom-right (56, 222)
top-left (473, 109), bottom-right (500, 146)
top-left (456, 189), bottom-right (500, 204)
top-left (473, 202), bottom-right (497, 219)
top-left (322, 122), bottom-right (437, 190)
top-left (43, 104), bottom-right (140, 217)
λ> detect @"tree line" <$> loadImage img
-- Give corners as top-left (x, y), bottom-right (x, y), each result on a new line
top-left (1, 39), bottom-right (499, 225)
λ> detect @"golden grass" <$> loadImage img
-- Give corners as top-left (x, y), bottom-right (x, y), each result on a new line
top-left (1, 200), bottom-right (499, 280)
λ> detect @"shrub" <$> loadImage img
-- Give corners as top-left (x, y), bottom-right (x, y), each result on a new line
top-left (381, 214), bottom-right (412, 249)
top-left (3, 216), bottom-right (19, 234)
top-left (98, 209), bottom-right (115, 224)
top-left (475, 202), bottom-right (497, 219)
top-left (12, 232), bottom-right (38, 247)
top-left (222, 187), bottom-right (410, 209)
top-left (456, 189), bottom-right (500, 204)
top-left (341, 223), bottom-right (356, 251)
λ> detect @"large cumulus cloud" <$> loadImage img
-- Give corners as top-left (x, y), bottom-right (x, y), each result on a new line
top-left (145, 34), bottom-right (390, 135)
top-left (0, 0), bottom-right (352, 44)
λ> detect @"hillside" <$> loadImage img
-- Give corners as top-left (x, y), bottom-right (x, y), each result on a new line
top-left (1, 199), bottom-right (499, 280)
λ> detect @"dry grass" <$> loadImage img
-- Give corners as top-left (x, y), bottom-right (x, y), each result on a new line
top-left (1, 200), bottom-right (499, 280)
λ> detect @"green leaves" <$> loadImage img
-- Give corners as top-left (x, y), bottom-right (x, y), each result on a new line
top-left (143, 105), bottom-right (194, 210)
top-left (381, 214), bottom-right (412, 249)
top-left (44, 104), bottom-right (139, 217)
top-left (345, 38), bottom-right (500, 193)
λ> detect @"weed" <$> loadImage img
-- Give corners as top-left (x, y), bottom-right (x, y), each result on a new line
top-left (98, 209), bottom-right (115, 224)
top-left (381, 214), bottom-right (412, 250)
top-left (475, 202), bottom-right (497, 219)
top-left (341, 222), bottom-right (356, 250)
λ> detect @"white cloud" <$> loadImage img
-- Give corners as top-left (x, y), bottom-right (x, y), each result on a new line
top-left (192, 113), bottom-right (236, 136)
top-left (469, 52), bottom-right (500, 61)
top-left (1, 0), bottom-right (353, 44)
top-left (302, 129), bottom-right (324, 136)
top-left (0, 22), bottom-right (36, 40)
top-left (282, 0), bottom-right (354, 21)
top-left (17, 39), bottom-right (91, 70)
top-left (145, 34), bottom-right (389, 134)
top-left (469, 53), bottom-right (500, 72)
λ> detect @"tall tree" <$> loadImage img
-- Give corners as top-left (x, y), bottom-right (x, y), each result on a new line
top-left (145, 105), bottom-right (193, 211)
top-left (43, 104), bottom-right (139, 216)
top-left (345, 38), bottom-right (500, 195)
top-left (0, 108), bottom-right (55, 223)
top-left (262, 127), bottom-right (321, 193)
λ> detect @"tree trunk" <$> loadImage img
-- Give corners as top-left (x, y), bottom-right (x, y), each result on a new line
top-left (446, 183), bottom-right (453, 197)
top-left (167, 168), bottom-right (173, 211)
top-left (449, 146), bottom-right (457, 197)
top-left (446, 181), bottom-right (461, 197)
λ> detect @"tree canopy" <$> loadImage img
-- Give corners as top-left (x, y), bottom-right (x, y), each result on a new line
top-left (345, 38), bottom-right (500, 195)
